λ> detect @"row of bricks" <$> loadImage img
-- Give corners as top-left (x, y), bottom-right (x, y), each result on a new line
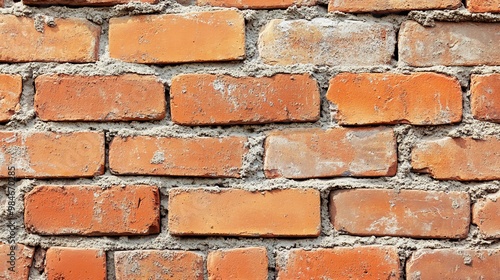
top-left (20, 186), bottom-right (499, 238)
top-left (0, 12), bottom-right (499, 66)
top-left (1, 129), bottom-right (499, 180)
top-left (3, 0), bottom-right (500, 13)
top-left (2, 72), bottom-right (499, 124)
top-left (3, 245), bottom-right (500, 279)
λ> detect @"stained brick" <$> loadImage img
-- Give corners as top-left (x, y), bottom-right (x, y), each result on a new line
top-left (46, 247), bottom-right (106, 280)
top-left (473, 192), bottom-right (500, 238)
top-left (0, 74), bottom-right (22, 123)
top-left (468, 0), bottom-right (500, 12)
top-left (208, 247), bottom-right (268, 280)
top-left (471, 74), bottom-right (500, 123)
top-left (0, 243), bottom-right (34, 280)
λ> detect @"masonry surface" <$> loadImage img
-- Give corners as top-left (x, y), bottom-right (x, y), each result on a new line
top-left (0, 0), bottom-right (499, 279)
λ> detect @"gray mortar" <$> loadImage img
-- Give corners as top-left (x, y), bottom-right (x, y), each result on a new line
top-left (0, 1), bottom-right (499, 279)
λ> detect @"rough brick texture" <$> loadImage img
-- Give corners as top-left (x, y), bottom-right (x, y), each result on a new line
top-left (264, 127), bottom-right (397, 179)
top-left (109, 10), bottom-right (245, 64)
top-left (0, 243), bottom-right (34, 280)
top-left (46, 247), bottom-right (106, 280)
top-left (208, 247), bottom-right (268, 280)
top-left (473, 192), bottom-right (500, 238)
top-left (198, 0), bottom-right (316, 8)
top-left (327, 72), bottom-right (462, 125)
top-left (471, 74), bottom-right (500, 123)
top-left (35, 74), bottom-right (166, 121)
top-left (24, 0), bottom-right (157, 5)
top-left (109, 136), bottom-right (247, 177)
top-left (170, 74), bottom-right (320, 125)
top-left (0, 15), bottom-right (100, 63)
top-left (329, 0), bottom-right (461, 13)
top-left (259, 18), bottom-right (395, 66)
top-left (468, 0), bottom-right (500, 12)
top-left (114, 250), bottom-right (204, 280)
top-left (412, 137), bottom-right (500, 181)
top-left (0, 74), bottom-right (22, 123)
top-left (168, 188), bottom-right (321, 237)
top-left (24, 185), bottom-right (160, 235)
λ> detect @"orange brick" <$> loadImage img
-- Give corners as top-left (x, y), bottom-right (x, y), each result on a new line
top-left (24, 0), bottom-right (157, 5)
top-left (471, 74), bottom-right (500, 123)
top-left (24, 185), bottom-right (160, 236)
top-left (264, 127), bottom-right (397, 179)
top-left (168, 188), bottom-right (320, 237)
top-left (329, 0), bottom-right (460, 12)
top-left (0, 74), bottom-right (22, 123)
top-left (35, 74), bottom-right (166, 121)
top-left (259, 19), bottom-right (395, 66)
top-left (109, 10), bottom-right (245, 64)
top-left (330, 189), bottom-right (470, 238)
top-left (0, 15), bottom-right (100, 63)
top-left (115, 250), bottom-right (203, 280)
top-left (277, 247), bottom-right (400, 279)
top-left (46, 247), bottom-right (106, 280)
top-left (327, 72), bottom-right (462, 125)
top-left (399, 21), bottom-right (500, 66)
top-left (0, 131), bottom-right (104, 178)
top-left (468, 0), bottom-right (500, 12)
top-left (411, 137), bottom-right (500, 181)
top-left (208, 247), bottom-right (268, 280)
top-left (407, 249), bottom-right (500, 279)
top-left (0, 243), bottom-right (34, 280)
top-left (170, 74), bottom-right (320, 125)
top-left (198, 0), bottom-right (315, 8)
top-left (473, 192), bottom-right (500, 238)
top-left (109, 136), bottom-right (247, 178)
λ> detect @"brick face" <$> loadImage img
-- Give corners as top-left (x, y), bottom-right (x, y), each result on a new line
top-left (0, 243), bottom-right (34, 280)
top-left (329, 0), bottom-right (461, 12)
top-left (24, 0), bottom-right (157, 5)
top-left (473, 192), bottom-right (500, 238)
top-left (470, 74), bottom-right (500, 123)
top-left (198, 0), bottom-right (316, 8)
top-left (46, 248), bottom-right (106, 280)
top-left (170, 74), bottom-right (320, 125)
top-left (468, 0), bottom-right (500, 12)
top-left (0, 74), bottom-right (22, 123)
top-left (208, 247), bottom-right (268, 280)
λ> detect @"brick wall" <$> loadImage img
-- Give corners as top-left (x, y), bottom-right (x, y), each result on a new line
top-left (0, 0), bottom-right (499, 279)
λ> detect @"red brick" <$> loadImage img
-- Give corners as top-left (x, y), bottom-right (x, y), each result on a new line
top-left (0, 131), bottom-right (104, 178)
top-left (46, 247), bottom-right (106, 280)
top-left (168, 188), bottom-right (320, 237)
top-left (471, 74), bottom-right (500, 123)
top-left (329, 0), bottom-right (460, 13)
top-left (0, 243), bottom-right (34, 280)
top-left (411, 137), bottom-right (500, 181)
top-left (170, 74), bottom-right (320, 125)
top-left (198, 0), bottom-right (315, 8)
top-left (407, 249), bottom-right (500, 279)
top-left (327, 72), bottom-right (462, 125)
top-left (399, 21), bottom-right (500, 66)
top-left (468, 0), bottom-right (500, 12)
top-left (330, 189), bottom-right (470, 238)
top-left (24, 0), bottom-right (157, 5)
top-left (264, 127), bottom-right (397, 179)
top-left (0, 74), bottom-right (22, 123)
top-left (277, 247), bottom-right (400, 279)
top-left (35, 74), bottom-right (166, 121)
top-left (109, 136), bottom-right (247, 178)
top-left (109, 10), bottom-right (245, 64)
top-left (259, 18), bottom-right (395, 66)
top-left (473, 192), bottom-right (500, 238)
top-left (208, 247), bottom-right (268, 280)
top-left (0, 15), bottom-right (100, 63)
top-left (115, 250), bottom-right (203, 280)
top-left (24, 185), bottom-right (160, 236)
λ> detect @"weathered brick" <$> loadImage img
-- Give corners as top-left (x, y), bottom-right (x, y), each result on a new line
top-left (471, 74), bottom-right (500, 123)
top-left (327, 72), bottom-right (462, 125)
top-left (24, 185), bottom-right (160, 236)
top-left (208, 247), bottom-right (268, 280)
top-left (168, 188), bottom-right (320, 237)
top-left (399, 21), bottom-right (500, 66)
top-left (473, 192), bottom-right (500, 238)
top-left (109, 136), bottom-right (247, 178)
top-left (198, 0), bottom-right (315, 8)
top-left (259, 18), bottom-right (395, 66)
top-left (24, 0), bottom-right (157, 5)
top-left (412, 137), bottom-right (500, 180)
top-left (468, 0), bottom-right (500, 12)
top-left (330, 189), bottom-right (470, 238)
top-left (0, 243), bottom-right (34, 280)
top-left (0, 131), bottom-right (104, 178)
top-left (170, 74), bottom-right (320, 125)
top-left (0, 74), bottom-right (22, 123)
top-left (115, 250), bottom-right (204, 280)
top-left (264, 127), bottom-right (397, 179)
top-left (0, 15), bottom-right (100, 63)
top-left (109, 10), bottom-right (245, 64)
top-left (35, 74), bottom-right (166, 121)
top-left (277, 247), bottom-right (400, 279)
top-left (407, 249), bottom-right (500, 279)
top-left (46, 247), bottom-right (106, 280)
top-left (329, 0), bottom-right (461, 13)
